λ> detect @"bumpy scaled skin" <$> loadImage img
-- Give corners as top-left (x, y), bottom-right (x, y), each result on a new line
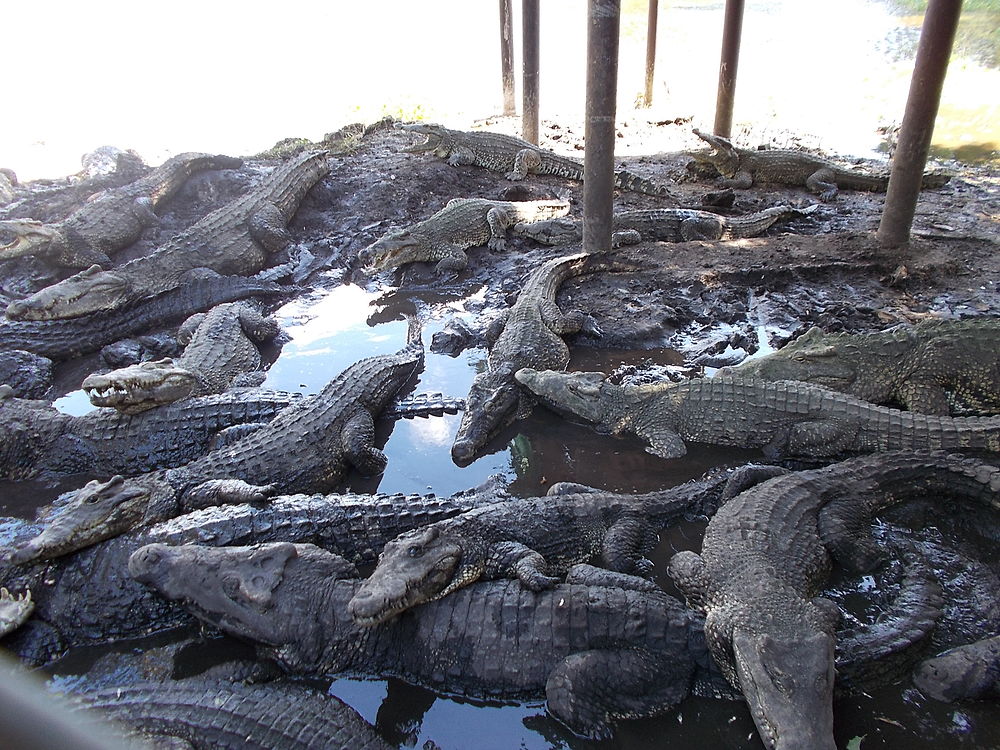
top-left (129, 541), bottom-right (702, 739)
top-left (398, 122), bottom-right (672, 197)
top-left (513, 204), bottom-right (817, 246)
top-left (724, 318), bottom-right (1000, 416)
top-left (688, 128), bottom-right (949, 201)
top-left (0, 479), bottom-right (509, 663)
top-left (0, 273), bottom-right (294, 360)
top-left (82, 302), bottom-right (281, 413)
top-left (361, 197), bottom-right (570, 275)
top-left (72, 681), bottom-right (392, 750)
top-left (7, 324), bottom-right (423, 563)
top-left (347, 465), bottom-right (783, 626)
top-left (0, 152), bottom-right (243, 269)
top-left (0, 587), bottom-right (33, 637)
top-left (514, 370), bottom-right (1000, 459)
top-left (451, 252), bottom-right (629, 466)
top-left (665, 452), bottom-right (1000, 750)
top-left (913, 636), bottom-right (1000, 702)
top-left (6, 150), bottom-right (329, 321)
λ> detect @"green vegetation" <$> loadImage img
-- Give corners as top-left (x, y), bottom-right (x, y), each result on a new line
top-left (884, 0), bottom-right (1000, 67)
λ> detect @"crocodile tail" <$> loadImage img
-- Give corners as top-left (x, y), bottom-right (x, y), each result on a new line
top-left (613, 169), bottom-right (672, 198)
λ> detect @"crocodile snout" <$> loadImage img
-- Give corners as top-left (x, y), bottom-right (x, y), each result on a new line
top-left (128, 543), bottom-right (168, 582)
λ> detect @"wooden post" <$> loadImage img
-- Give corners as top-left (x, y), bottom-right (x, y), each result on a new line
top-left (642, 0), bottom-right (658, 107)
top-left (522, 0), bottom-right (540, 143)
top-left (499, 0), bottom-right (516, 116)
top-left (713, 0), bottom-right (744, 138)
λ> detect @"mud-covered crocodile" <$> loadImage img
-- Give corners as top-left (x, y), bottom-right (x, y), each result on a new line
top-left (515, 370), bottom-right (1000, 459)
top-left (0, 152), bottom-right (242, 269)
top-left (6, 150), bottom-right (329, 321)
top-left (451, 251), bottom-right (630, 466)
top-left (688, 128), bottom-right (949, 201)
top-left (71, 680), bottom-right (392, 750)
top-left (82, 301), bottom-right (282, 413)
top-left (513, 204), bottom-right (817, 246)
top-left (360, 197), bottom-right (570, 276)
top-left (398, 122), bottom-right (672, 197)
top-left (0, 272), bottom-right (295, 360)
top-left (913, 635), bottom-right (1000, 702)
top-left (347, 463), bottom-right (785, 626)
top-left (666, 451), bottom-right (1000, 750)
top-left (724, 318), bottom-right (1000, 416)
top-left (8, 323), bottom-right (423, 563)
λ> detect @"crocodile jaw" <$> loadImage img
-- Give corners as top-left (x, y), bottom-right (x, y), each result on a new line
top-left (5, 265), bottom-right (130, 320)
top-left (361, 233), bottom-right (424, 272)
top-left (451, 373), bottom-right (520, 467)
top-left (514, 368), bottom-right (611, 426)
top-left (0, 219), bottom-right (63, 258)
top-left (83, 359), bottom-right (198, 413)
top-left (397, 123), bottom-right (445, 154)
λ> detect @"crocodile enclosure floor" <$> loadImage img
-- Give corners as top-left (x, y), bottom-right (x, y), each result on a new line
top-left (2, 117), bottom-right (999, 749)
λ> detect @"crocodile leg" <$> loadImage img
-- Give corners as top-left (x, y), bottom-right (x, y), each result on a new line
top-left (599, 513), bottom-right (658, 575)
top-left (783, 417), bottom-right (858, 457)
top-left (506, 148), bottom-right (543, 180)
top-left (720, 170), bottom-right (754, 190)
top-left (485, 207), bottom-right (513, 252)
top-left (631, 422), bottom-right (687, 459)
top-left (237, 304), bottom-right (282, 343)
top-left (897, 381), bottom-right (952, 416)
top-left (805, 168), bottom-right (840, 201)
top-left (564, 563), bottom-right (662, 592)
top-left (679, 216), bottom-right (725, 241)
top-left (181, 479), bottom-right (277, 511)
top-left (611, 229), bottom-right (642, 247)
top-left (433, 246), bottom-right (470, 276)
top-left (129, 196), bottom-right (160, 225)
top-left (487, 541), bottom-right (560, 590)
top-left (445, 146), bottom-right (478, 167)
top-left (341, 410), bottom-right (388, 476)
top-left (248, 202), bottom-right (293, 253)
top-left (539, 299), bottom-right (602, 337)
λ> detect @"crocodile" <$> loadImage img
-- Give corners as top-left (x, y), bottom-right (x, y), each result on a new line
top-left (6, 150), bottom-right (329, 321)
top-left (360, 197), bottom-right (571, 275)
top-left (0, 587), bottom-right (33, 637)
top-left (512, 204), bottom-right (817, 246)
top-left (0, 349), bottom-right (52, 398)
top-left (0, 272), bottom-right (295, 360)
top-left (0, 479), bottom-right (509, 663)
top-left (665, 451), bottom-right (1000, 750)
top-left (514, 370), bottom-right (1000, 459)
top-left (347, 463), bottom-right (785, 626)
top-left (82, 301), bottom-right (282, 413)
top-left (913, 635), bottom-right (1000, 701)
top-left (688, 128), bottom-right (950, 201)
top-left (71, 681), bottom-right (393, 750)
top-left (398, 122), bottom-right (672, 197)
top-left (7, 322), bottom-right (423, 563)
top-left (451, 251), bottom-right (631, 466)
top-left (723, 318), bottom-right (1000, 416)
top-left (0, 152), bottom-right (243, 269)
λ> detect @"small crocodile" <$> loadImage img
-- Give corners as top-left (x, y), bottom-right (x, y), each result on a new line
top-left (513, 204), bottom-right (817, 246)
top-left (360, 197), bottom-right (570, 275)
top-left (398, 122), bottom-right (672, 197)
top-left (0, 272), bottom-right (295, 360)
top-left (6, 150), bottom-right (329, 321)
top-left (451, 251), bottom-right (630, 466)
top-left (724, 318), bottom-right (1000, 416)
top-left (82, 301), bottom-right (282, 413)
top-left (8, 322), bottom-right (423, 563)
top-left (0, 152), bottom-right (242, 269)
top-left (689, 128), bottom-right (950, 201)
top-left (515, 370), bottom-right (1000, 459)
top-left (913, 635), bottom-right (1000, 702)
top-left (667, 451), bottom-right (1000, 750)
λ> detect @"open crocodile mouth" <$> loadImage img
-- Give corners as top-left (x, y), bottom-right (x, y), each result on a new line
top-left (0, 220), bottom-right (61, 255)
top-left (6, 266), bottom-right (129, 320)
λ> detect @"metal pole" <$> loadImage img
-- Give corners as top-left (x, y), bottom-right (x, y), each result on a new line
top-left (583, 0), bottom-right (621, 255)
top-left (500, 0), bottom-right (516, 116)
top-left (522, 0), bottom-right (540, 143)
top-left (877, 0), bottom-right (962, 249)
top-left (642, 0), bottom-right (658, 107)
top-left (713, 0), bottom-right (744, 138)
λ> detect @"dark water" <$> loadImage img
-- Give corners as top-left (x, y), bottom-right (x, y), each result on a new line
top-left (12, 279), bottom-right (999, 749)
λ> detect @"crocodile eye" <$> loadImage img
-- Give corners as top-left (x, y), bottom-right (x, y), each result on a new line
top-left (221, 575), bottom-right (241, 599)
top-left (407, 545), bottom-right (423, 558)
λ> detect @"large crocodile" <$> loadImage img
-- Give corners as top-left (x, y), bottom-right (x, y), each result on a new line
top-left (6, 150), bottom-right (329, 321)
top-left (514, 369), bottom-right (1000, 459)
top-left (82, 301), bottom-right (282, 413)
top-left (512, 204), bottom-right (817, 246)
top-left (665, 451), bottom-right (1000, 750)
top-left (8, 323), bottom-right (424, 563)
top-left (398, 122), bottom-right (672, 197)
top-left (71, 681), bottom-right (393, 750)
top-left (724, 318), bottom-right (1000, 416)
top-left (913, 635), bottom-right (1000, 701)
top-left (451, 251), bottom-right (630, 466)
top-left (688, 128), bottom-right (949, 201)
top-left (0, 272), bottom-right (295, 360)
top-left (360, 197), bottom-right (570, 276)
top-left (0, 152), bottom-right (242, 269)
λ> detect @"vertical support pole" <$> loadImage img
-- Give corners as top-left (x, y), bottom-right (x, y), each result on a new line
top-left (499, 0), bottom-right (516, 116)
top-left (583, 0), bottom-right (621, 255)
top-left (713, 0), bottom-right (744, 138)
top-left (522, 0), bottom-right (540, 143)
top-left (877, 0), bottom-right (962, 249)
top-left (643, 0), bottom-right (658, 107)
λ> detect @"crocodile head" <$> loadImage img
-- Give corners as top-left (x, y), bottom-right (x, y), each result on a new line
top-left (512, 217), bottom-right (582, 246)
top-left (7, 475), bottom-right (153, 564)
top-left (451, 369), bottom-right (521, 466)
top-left (360, 228), bottom-right (427, 272)
top-left (347, 524), bottom-right (472, 626)
top-left (82, 358), bottom-right (199, 413)
top-left (514, 368), bottom-right (613, 428)
top-left (688, 128), bottom-right (740, 178)
top-left (912, 641), bottom-right (999, 702)
top-left (396, 122), bottom-right (452, 157)
top-left (5, 265), bottom-right (131, 321)
top-left (0, 219), bottom-right (64, 259)
top-left (721, 327), bottom-right (858, 390)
